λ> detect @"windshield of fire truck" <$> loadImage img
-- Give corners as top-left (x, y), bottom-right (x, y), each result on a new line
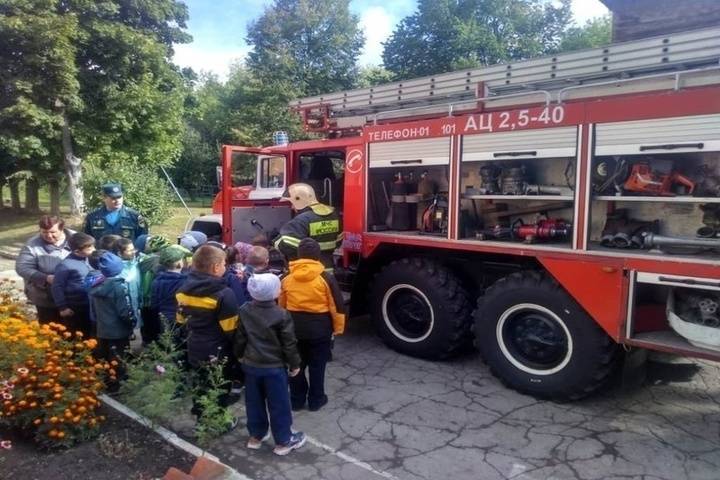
top-left (225, 151), bottom-right (286, 200)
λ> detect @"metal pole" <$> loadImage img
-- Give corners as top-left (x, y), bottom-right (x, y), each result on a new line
top-left (160, 165), bottom-right (194, 219)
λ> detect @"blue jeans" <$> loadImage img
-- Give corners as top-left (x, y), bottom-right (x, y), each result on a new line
top-left (242, 365), bottom-right (293, 445)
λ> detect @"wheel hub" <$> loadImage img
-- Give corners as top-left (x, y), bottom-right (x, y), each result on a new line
top-left (382, 284), bottom-right (434, 343)
top-left (497, 304), bottom-right (572, 375)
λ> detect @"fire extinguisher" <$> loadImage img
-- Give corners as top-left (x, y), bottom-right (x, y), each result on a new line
top-left (390, 172), bottom-right (410, 230)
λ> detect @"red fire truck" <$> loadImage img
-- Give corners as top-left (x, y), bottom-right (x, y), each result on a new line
top-left (196, 26), bottom-right (720, 400)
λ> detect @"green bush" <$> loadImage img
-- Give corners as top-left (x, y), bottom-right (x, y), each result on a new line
top-left (119, 330), bottom-right (187, 424)
top-left (83, 157), bottom-right (174, 225)
top-left (193, 360), bottom-right (235, 446)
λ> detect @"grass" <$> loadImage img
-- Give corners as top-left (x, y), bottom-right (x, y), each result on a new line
top-left (0, 203), bottom-right (214, 254)
top-left (150, 206), bottom-right (212, 240)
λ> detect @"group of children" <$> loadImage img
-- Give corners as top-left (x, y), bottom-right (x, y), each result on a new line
top-left (48, 229), bottom-right (346, 456)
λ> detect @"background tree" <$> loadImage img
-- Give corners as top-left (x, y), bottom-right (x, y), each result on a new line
top-left (246, 0), bottom-right (364, 96)
top-left (66, 0), bottom-right (191, 218)
top-left (382, 0), bottom-right (572, 79)
top-left (357, 66), bottom-right (394, 88)
top-left (0, 0), bottom-right (190, 220)
top-left (0, 0), bottom-right (80, 213)
top-left (559, 15), bottom-right (611, 52)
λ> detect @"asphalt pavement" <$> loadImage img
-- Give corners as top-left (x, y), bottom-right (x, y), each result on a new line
top-left (4, 265), bottom-right (719, 480)
top-left (197, 316), bottom-right (720, 480)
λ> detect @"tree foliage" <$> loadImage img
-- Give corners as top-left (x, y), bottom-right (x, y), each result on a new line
top-left (246, 0), bottom-right (364, 96)
top-left (0, 0), bottom-right (190, 220)
top-left (382, 0), bottom-right (572, 79)
top-left (84, 155), bottom-right (174, 225)
top-left (357, 65), bottom-right (395, 88)
top-left (0, 0), bottom-right (80, 192)
top-left (559, 15), bottom-right (611, 52)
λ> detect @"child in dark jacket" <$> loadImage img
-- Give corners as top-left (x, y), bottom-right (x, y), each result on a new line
top-left (151, 245), bottom-right (190, 331)
top-left (88, 252), bottom-right (136, 393)
top-left (52, 232), bottom-right (96, 337)
top-left (279, 238), bottom-right (345, 412)
top-left (234, 273), bottom-right (305, 456)
top-left (176, 245), bottom-right (239, 427)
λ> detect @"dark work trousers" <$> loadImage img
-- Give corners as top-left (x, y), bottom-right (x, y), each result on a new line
top-left (140, 306), bottom-right (162, 345)
top-left (289, 337), bottom-right (332, 410)
top-left (95, 338), bottom-right (130, 393)
top-left (36, 306), bottom-right (60, 325)
top-left (242, 365), bottom-right (293, 445)
top-left (62, 305), bottom-right (92, 338)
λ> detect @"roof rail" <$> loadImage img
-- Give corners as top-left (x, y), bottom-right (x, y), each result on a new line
top-left (291, 27), bottom-right (720, 132)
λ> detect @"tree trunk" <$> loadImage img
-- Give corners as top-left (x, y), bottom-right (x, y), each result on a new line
top-left (25, 176), bottom-right (41, 213)
top-left (9, 178), bottom-right (21, 211)
top-left (49, 178), bottom-right (61, 216)
top-left (61, 110), bottom-right (83, 215)
top-left (0, 182), bottom-right (4, 209)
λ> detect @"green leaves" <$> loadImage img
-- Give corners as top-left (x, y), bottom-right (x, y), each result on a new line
top-left (559, 15), bottom-right (611, 52)
top-left (83, 155), bottom-right (174, 225)
top-left (382, 0), bottom-right (574, 79)
top-left (246, 0), bottom-right (364, 97)
top-left (0, 0), bottom-right (190, 220)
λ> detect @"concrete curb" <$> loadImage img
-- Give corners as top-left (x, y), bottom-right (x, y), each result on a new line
top-left (100, 395), bottom-right (253, 480)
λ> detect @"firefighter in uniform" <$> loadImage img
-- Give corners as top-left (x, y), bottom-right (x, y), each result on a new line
top-left (83, 183), bottom-right (148, 241)
top-left (274, 183), bottom-right (341, 269)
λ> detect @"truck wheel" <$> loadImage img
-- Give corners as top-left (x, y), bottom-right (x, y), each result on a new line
top-left (474, 271), bottom-right (619, 400)
top-left (370, 258), bottom-right (472, 359)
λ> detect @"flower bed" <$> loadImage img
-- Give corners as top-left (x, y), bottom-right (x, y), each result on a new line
top-left (0, 280), bottom-right (109, 447)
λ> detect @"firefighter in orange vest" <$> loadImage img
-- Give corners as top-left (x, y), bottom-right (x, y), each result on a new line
top-left (274, 183), bottom-right (341, 269)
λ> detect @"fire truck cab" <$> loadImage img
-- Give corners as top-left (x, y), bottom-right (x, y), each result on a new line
top-left (200, 25), bottom-right (720, 400)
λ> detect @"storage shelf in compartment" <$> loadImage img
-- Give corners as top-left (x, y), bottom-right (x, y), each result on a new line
top-left (627, 330), bottom-right (720, 360)
top-left (588, 241), bottom-right (720, 261)
top-left (463, 195), bottom-right (573, 201)
top-left (463, 238), bottom-right (572, 250)
top-left (466, 156), bottom-right (573, 163)
top-left (366, 229), bottom-right (448, 238)
top-left (595, 196), bottom-right (720, 203)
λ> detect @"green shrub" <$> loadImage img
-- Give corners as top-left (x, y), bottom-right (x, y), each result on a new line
top-left (83, 157), bottom-right (174, 225)
top-left (193, 360), bottom-right (235, 446)
top-left (119, 330), bottom-right (186, 424)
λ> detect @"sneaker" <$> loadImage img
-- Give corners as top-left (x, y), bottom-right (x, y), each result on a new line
top-left (246, 431), bottom-right (271, 450)
top-left (273, 432), bottom-right (307, 456)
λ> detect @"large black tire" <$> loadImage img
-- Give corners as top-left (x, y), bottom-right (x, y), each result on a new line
top-left (475, 271), bottom-right (619, 400)
top-left (369, 258), bottom-right (472, 359)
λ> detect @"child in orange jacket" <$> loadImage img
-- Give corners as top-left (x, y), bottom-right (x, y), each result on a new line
top-left (279, 238), bottom-right (345, 411)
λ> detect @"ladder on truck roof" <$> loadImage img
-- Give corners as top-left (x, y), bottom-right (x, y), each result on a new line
top-left (291, 26), bottom-right (720, 133)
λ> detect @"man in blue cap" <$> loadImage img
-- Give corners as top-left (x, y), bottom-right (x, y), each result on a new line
top-left (83, 182), bottom-right (148, 241)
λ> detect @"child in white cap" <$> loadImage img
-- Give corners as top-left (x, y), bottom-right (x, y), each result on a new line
top-left (234, 273), bottom-right (306, 455)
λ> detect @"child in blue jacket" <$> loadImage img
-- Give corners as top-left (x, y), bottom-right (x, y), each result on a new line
top-left (52, 232), bottom-right (95, 337)
top-left (88, 252), bottom-right (136, 393)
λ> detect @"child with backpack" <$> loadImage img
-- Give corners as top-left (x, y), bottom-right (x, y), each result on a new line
top-left (87, 251), bottom-right (137, 393)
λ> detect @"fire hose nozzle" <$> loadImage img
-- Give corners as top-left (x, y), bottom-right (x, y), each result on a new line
top-left (696, 226), bottom-right (718, 238)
